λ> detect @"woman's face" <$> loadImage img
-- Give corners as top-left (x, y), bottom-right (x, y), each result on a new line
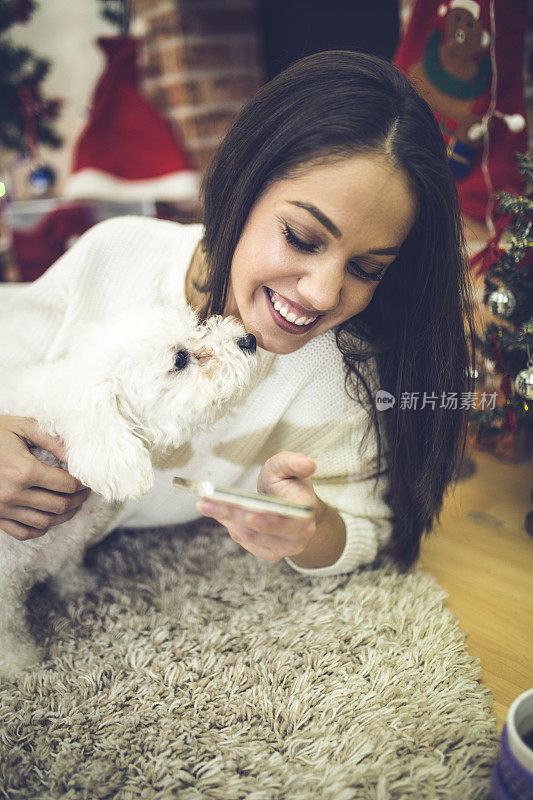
top-left (224, 153), bottom-right (417, 354)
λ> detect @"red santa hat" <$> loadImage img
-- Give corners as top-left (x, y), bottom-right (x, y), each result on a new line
top-left (65, 36), bottom-right (200, 203)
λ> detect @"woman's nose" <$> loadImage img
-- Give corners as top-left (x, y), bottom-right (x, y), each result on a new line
top-left (297, 265), bottom-right (344, 313)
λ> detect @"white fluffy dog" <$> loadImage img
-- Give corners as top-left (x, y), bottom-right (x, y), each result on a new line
top-left (0, 304), bottom-right (257, 680)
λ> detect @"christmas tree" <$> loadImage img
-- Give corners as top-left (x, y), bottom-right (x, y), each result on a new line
top-left (469, 153), bottom-right (533, 456)
top-left (0, 0), bottom-right (62, 156)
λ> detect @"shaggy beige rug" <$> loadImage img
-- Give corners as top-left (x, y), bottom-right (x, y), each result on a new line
top-left (0, 520), bottom-right (499, 800)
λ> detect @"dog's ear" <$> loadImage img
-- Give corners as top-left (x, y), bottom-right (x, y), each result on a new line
top-left (61, 379), bottom-right (154, 503)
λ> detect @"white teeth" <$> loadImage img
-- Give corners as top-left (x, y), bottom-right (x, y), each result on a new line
top-left (267, 289), bottom-right (317, 326)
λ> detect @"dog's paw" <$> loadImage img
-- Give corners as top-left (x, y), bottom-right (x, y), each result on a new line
top-left (0, 638), bottom-right (44, 682)
top-left (70, 447), bottom-right (154, 502)
top-left (95, 470), bottom-right (154, 502)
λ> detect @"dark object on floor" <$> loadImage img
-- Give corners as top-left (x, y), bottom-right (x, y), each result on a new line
top-left (456, 454), bottom-right (477, 481)
top-left (526, 487), bottom-right (533, 537)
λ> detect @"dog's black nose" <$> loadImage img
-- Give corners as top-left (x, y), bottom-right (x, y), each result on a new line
top-left (237, 333), bottom-right (256, 354)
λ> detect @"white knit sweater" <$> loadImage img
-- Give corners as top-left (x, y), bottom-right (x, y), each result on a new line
top-left (0, 216), bottom-right (393, 576)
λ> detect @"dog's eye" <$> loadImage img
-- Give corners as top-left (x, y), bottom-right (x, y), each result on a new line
top-left (173, 350), bottom-right (189, 371)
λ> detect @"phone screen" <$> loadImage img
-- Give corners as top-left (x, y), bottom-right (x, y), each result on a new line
top-left (173, 476), bottom-right (314, 519)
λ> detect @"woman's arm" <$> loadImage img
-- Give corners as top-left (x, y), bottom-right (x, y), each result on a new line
top-left (196, 450), bottom-right (386, 575)
top-left (287, 495), bottom-right (346, 569)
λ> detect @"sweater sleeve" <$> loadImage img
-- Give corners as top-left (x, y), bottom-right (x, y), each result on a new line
top-left (284, 462), bottom-right (392, 577)
top-left (0, 219), bottom-right (115, 371)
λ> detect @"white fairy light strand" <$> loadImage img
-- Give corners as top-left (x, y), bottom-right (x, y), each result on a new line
top-left (479, 0), bottom-right (498, 236)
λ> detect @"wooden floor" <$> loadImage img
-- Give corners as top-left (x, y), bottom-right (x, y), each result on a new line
top-left (419, 447), bottom-right (533, 732)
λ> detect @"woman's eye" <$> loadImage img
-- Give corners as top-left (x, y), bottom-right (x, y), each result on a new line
top-left (281, 223), bottom-right (385, 283)
top-left (347, 263), bottom-right (385, 283)
top-left (282, 223), bottom-right (318, 253)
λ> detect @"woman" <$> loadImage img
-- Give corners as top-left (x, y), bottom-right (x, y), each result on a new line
top-left (0, 50), bottom-right (476, 575)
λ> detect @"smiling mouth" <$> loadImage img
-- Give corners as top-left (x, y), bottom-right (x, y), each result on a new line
top-left (263, 287), bottom-right (321, 334)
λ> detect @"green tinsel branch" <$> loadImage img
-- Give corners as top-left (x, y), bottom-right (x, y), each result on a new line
top-left (96, 0), bottom-right (131, 32)
top-left (475, 322), bottom-right (531, 376)
top-left (497, 191), bottom-right (533, 216)
top-left (515, 152), bottom-right (533, 185)
top-left (473, 399), bottom-right (533, 433)
top-left (0, 4), bottom-right (63, 154)
top-left (0, 0), bottom-right (37, 36)
top-left (482, 268), bottom-right (532, 313)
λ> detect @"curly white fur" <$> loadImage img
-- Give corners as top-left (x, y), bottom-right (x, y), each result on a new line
top-left (0, 304), bottom-right (257, 680)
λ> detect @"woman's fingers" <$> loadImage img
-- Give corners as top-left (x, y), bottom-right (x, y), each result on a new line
top-left (0, 507), bottom-right (80, 541)
top-left (6, 500), bottom-right (88, 532)
top-left (198, 499), bottom-right (292, 533)
top-left (0, 487), bottom-right (91, 540)
top-left (0, 518), bottom-right (46, 541)
top-left (22, 457), bottom-right (85, 494)
top-left (13, 416), bottom-right (68, 463)
top-left (18, 486), bottom-right (91, 515)
top-left (197, 500), bottom-right (313, 561)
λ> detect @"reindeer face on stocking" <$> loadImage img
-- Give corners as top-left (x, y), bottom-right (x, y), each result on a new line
top-left (442, 4), bottom-right (490, 59)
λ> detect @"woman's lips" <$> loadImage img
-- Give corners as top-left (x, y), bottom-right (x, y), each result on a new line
top-left (262, 286), bottom-right (321, 335)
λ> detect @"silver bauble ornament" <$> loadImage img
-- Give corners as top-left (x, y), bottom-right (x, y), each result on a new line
top-left (515, 363), bottom-right (533, 399)
top-left (488, 287), bottom-right (516, 317)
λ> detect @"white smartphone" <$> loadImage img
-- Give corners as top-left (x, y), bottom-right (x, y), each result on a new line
top-left (173, 476), bottom-right (314, 519)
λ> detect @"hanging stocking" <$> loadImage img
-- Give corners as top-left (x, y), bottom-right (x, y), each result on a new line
top-left (394, 0), bottom-right (528, 227)
top-left (11, 204), bottom-right (95, 282)
top-left (65, 36), bottom-right (200, 202)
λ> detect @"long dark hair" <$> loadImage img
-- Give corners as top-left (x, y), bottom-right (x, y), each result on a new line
top-left (196, 50), bottom-right (477, 571)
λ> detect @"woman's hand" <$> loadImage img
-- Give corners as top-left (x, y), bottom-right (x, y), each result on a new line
top-left (196, 451), bottom-right (321, 562)
top-left (0, 415), bottom-right (91, 541)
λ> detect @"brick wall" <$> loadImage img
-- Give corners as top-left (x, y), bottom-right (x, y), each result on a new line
top-left (131, 0), bottom-right (265, 210)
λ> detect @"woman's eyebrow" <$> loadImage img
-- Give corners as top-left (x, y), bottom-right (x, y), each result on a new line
top-left (287, 200), bottom-right (400, 256)
top-left (288, 200), bottom-right (342, 238)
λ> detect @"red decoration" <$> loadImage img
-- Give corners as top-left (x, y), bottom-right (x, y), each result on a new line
top-left (489, 332), bottom-right (506, 372)
top-left (394, 0), bottom-right (528, 223)
top-left (12, 205), bottom-right (95, 283)
top-left (470, 213), bottom-right (511, 276)
top-left (65, 36), bottom-right (200, 202)
top-left (504, 405), bottom-right (517, 432)
top-left (14, 0), bottom-right (35, 23)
